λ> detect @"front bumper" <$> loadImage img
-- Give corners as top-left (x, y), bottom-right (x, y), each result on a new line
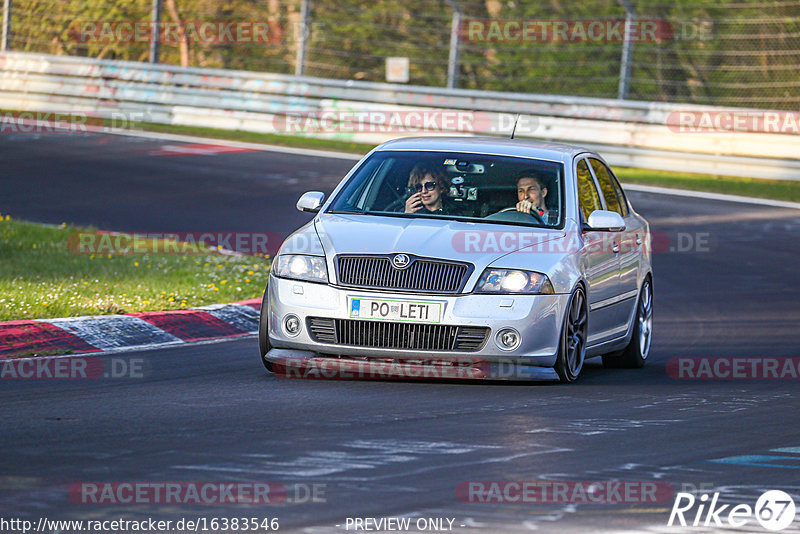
top-left (266, 275), bottom-right (569, 370)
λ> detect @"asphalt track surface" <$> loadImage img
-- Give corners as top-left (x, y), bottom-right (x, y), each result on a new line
top-left (2, 132), bottom-right (800, 533)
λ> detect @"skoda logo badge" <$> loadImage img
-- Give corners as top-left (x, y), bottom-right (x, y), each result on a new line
top-left (392, 254), bottom-right (410, 269)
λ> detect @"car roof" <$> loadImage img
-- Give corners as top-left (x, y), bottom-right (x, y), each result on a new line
top-left (374, 136), bottom-right (592, 162)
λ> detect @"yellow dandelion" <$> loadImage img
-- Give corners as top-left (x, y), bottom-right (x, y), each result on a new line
top-left (245, 278), bottom-right (251, 283)
top-left (134, 262), bottom-right (139, 267)
top-left (220, 280), bottom-right (227, 284)
top-left (168, 297), bottom-right (174, 302)
top-left (213, 287), bottom-right (219, 292)
top-left (247, 270), bottom-right (254, 275)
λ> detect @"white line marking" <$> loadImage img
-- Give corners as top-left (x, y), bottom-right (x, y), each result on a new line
top-left (103, 128), bottom-right (363, 161)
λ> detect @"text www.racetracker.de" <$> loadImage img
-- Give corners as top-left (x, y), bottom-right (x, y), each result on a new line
top-left (0, 517), bottom-right (280, 533)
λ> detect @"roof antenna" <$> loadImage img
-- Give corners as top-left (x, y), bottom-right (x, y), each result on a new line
top-left (510, 114), bottom-right (520, 139)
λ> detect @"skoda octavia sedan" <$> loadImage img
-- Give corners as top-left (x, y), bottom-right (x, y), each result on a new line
top-left (259, 137), bottom-right (652, 383)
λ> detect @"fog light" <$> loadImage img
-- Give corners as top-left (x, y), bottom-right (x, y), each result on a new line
top-left (283, 314), bottom-right (301, 336)
top-left (496, 328), bottom-right (521, 351)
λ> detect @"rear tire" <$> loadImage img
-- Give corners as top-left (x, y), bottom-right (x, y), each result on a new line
top-left (602, 277), bottom-right (653, 369)
top-left (258, 286), bottom-right (273, 372)
top-left (554, 286), bottom-right (588, 383)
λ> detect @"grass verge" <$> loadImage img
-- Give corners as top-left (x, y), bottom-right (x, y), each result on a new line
top-left (0, 216), bottom-right (271, 321)
top-left (614, 168), bottom-right (800, 204)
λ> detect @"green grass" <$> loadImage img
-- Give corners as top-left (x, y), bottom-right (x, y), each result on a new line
top-left (615, 168), bottom-right (800, 203)
top-left (0, 216), bottom-right (271, 321)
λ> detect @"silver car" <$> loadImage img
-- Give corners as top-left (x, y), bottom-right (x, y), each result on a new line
top-left (259, 137), bottom-right (653, 383)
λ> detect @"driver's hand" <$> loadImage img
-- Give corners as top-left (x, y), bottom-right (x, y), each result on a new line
top-left (405, 193), bottom-right (422, 213)
top-left (516, 199), bottom-right (533, 214)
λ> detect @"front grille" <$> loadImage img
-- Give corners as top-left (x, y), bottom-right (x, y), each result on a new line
top-left (306, 317), bottom-right (489, 352)
top-left (336, 255), bottom-right (470, 293)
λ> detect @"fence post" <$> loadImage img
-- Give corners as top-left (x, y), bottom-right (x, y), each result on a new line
top-left (444, 0), bottom-right (461, 89)
top-left (149, 0), bottom-right (162, 63)
top-left (617, 0), bottom-right (635, 100)
top-left (295, 0), bottom-right (310, 76)
top-left (1, 0), bottom-right (11, 52)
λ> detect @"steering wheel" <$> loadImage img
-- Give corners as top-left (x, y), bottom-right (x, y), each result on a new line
top-left (383, 197), bottom-right (408, 213)
top-left (491, 206), bottom-right (546, 225)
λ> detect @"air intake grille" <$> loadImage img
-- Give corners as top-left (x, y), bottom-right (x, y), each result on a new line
top-left (336, 256), bottom-right (469, 293)
top-left (306, 317), bottom-right (489, 352)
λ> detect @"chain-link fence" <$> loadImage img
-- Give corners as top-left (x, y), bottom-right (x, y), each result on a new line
top-left (4, 0), bottom-right (800, 109)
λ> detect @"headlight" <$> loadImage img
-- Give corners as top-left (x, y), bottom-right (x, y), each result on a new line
top-left (474, 268), bottom-right (554, 294)
top-left (273, 254), bottom-right (328, 284)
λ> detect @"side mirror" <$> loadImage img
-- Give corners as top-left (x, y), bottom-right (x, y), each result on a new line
top-left (296, 191), bottom-right (325, 213)
top-left (586, 210), bottom-right (625, 232)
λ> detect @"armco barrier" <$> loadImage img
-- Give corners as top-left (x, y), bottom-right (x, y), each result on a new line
top-left (0, 52), bottom-right (798, 180)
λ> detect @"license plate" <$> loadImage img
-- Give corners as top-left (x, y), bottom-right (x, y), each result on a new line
top-left (348, 297), bottom-right (444, 324)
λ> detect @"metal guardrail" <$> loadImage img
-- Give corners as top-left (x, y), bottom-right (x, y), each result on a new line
top-left (1, 52), bottom-right (798, 180)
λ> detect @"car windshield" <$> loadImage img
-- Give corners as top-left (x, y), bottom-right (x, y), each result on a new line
top-left (327, 150), bottom-right (565, 228)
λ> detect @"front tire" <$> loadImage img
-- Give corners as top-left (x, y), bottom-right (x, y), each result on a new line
top-left (602, 277), bottom-right (653, 369)
top-left (258, 286), bottom-right (273, 372)
top-left (554, 286), bottom-right (588, 383)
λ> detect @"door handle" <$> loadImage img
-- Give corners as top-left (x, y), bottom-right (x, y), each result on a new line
top-left (612, 242), bottom-right (620, 254)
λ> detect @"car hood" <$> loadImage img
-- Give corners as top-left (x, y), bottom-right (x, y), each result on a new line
top-left (314, 213), bottom-right (566, 272)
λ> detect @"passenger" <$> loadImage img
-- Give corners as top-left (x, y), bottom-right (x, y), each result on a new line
top-left (404, 164), bottom-right (455, 214)
top-left (515, 172), bottom-right (556, 224)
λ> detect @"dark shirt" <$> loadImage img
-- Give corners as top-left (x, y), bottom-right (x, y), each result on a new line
top-left (422, 196), bottom-right (458, 215)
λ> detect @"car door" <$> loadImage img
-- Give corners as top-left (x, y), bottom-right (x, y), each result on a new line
top-left (575, 157), bottom-right (621, 344)
top-left (588, 158), bottom-right (641, 331)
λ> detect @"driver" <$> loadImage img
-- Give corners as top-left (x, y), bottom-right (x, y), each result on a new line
top-left (404, 164), bottom-right (455, 214)
top-left (515, 172), bottom-right (555, 224)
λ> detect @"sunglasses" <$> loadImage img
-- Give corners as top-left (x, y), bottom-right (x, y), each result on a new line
top-left (414, 181), bottom-right (438, 192)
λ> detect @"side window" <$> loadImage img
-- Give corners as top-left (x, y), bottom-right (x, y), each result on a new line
top-left (576, 159), bottom-right (602, 222)
top-left (589, 158), bottom-right (624, 216)
top-left (609, 174), bottom-right (629, 216)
